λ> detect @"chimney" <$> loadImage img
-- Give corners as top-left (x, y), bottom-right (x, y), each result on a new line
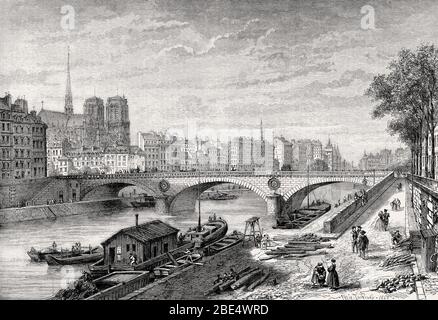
top-left (135, 214), bottom-right (139, 227)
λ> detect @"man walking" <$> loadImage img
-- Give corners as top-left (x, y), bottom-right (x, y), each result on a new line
top-left (351, 226), bottom-right (358, 253)
top-left (357, 230), bottom-right (369, 259)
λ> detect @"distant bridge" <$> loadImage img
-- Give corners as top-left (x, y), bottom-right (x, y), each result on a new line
top-left (28, 170), bottom-right (392, 219)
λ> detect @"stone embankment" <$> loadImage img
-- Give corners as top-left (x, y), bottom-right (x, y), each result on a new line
top-left (0, 199), bottom-right (130, 224)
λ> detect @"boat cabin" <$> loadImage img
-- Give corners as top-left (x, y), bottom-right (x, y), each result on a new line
top-left (184, 224), bottom-right (217, 248)
top-left (101, 217), bottom-right (179, 267)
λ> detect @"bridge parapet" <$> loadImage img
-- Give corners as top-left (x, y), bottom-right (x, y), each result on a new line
top-left (56, 170), bottom-right (391, 180)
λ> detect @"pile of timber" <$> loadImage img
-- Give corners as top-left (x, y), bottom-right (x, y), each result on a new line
top-left (272, 233), bottom-right (331, 242)
top-left (393, 237), bottom-right (413, 251)
top-left (372, 273), bottom-right (427, 294)
top-left (204, 266), bottom-right (271, 296)
top-left (379, 253), bottom-right (415, 269)
top-left (288, 233), bottom-right (330, 243)
top-left (260, 240), bottom-right (333, 261)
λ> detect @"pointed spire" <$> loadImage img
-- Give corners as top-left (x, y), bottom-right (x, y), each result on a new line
top-left (64, 46), bottom-right (73, 115)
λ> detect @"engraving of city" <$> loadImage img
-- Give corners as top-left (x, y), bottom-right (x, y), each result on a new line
top-left (1, 0), bottom-right (437, 303)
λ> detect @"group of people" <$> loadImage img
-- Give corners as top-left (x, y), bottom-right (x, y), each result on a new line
top-left (375, 209), bottom-right (390, 231)
top-left (213, 268), bottom-right (238, 285)
top-left (333, 189), bottom-right (368, 208)
top-left (255, 233), bottom-right (272, 249)
top-left (71, 242), bottom-right (82, 253)
top-left (390, 198), bottom-right (401, 211)
top-left (351, 226), bottom-right (369, 259)
top-left (354, 189), bottom-right (368, 206)
top-left (311, 258), bottom-right (340, 290)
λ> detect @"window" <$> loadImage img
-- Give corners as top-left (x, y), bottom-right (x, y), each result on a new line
top-left (132, 244), bottom-right (136, 252)
top-left (126, 244), bottom-right (130, 252)
top-left (163, 243), bottom-right (169, 253)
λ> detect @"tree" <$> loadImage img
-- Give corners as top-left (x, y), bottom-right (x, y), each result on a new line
top-left (366, 44), bottom-right (438, 178)
top-left (311, 159), bottom-right (328, 171)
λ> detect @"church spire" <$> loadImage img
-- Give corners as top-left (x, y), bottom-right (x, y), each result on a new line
top-left (64, 46), bottom-right (73, 115)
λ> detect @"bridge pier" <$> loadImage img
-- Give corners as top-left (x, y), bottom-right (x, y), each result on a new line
top-left (155, 196), bottom-right (170, 215)
top-left (266, 193), bottom-right (282, 218)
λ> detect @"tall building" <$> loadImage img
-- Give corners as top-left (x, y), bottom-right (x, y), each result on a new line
top-left (106, 96), bottom-right (130, 147)
top-left (0, 93), bottom-right (47, 181)
top-left (274, 136), bottom-right (294, 170)
top-left (83, 96), bottom-right (105, 148)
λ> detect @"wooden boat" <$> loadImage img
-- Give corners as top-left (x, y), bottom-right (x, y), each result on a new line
top-left (46, 247), bottom-right (103, 266)
top-left (130, 195), bottom-right (155, 208)
top-left (199, 191), bottom-right (238, 201)
top-left (183, 216), bottom-right (228, 248)
top-left (153, 252), bottom-right (202, 277)
top-left (205, 231), bottom-right (244, 256)
top-left (27, 244), bottom-right (94, 262)
top-left (27, 246), bottom-right (61, 262)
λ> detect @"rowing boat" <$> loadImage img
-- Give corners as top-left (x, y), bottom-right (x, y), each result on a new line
top-left (46, 247), bottom-right (103, 265)
top-left (205, 231), bottom-right (243, 255)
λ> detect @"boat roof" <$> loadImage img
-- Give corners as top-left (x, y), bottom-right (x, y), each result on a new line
top-left (102, 220), bottom-right (179, 245)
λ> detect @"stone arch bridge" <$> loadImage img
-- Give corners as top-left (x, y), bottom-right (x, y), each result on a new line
top-left (30, 170), bottom-right (392, 219)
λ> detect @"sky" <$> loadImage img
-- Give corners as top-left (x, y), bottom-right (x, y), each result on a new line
top-left (1, 0), bottom-right (436, 163)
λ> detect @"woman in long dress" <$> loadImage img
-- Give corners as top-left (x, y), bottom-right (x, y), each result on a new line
top-left (374, 211), bottom-right (386, 231)
top-left (326, 258), bottom-right (339, 290)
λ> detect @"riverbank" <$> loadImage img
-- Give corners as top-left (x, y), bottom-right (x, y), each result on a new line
top-left (0, 199), bottom-right (131, 224)
top-left (128, 179), bottom-right (421, 300)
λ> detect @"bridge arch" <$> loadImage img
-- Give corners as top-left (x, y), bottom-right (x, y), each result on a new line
top-left (80, 179), bottom-right (159, 201)
top-left (281, 179), bottom-right (366, 214)
top-left (168, 177), bottom-right (268, 214)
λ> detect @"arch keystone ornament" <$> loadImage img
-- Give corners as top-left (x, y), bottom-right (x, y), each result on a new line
top-left (158, 179), bottom-right (170, 193)
top-left (268, 176), bottom-right (281, 191)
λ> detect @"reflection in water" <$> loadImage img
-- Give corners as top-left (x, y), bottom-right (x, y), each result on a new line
top-left (0, 183), bottom-right (360, 299)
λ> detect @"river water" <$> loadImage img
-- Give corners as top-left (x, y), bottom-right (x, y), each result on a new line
top-left (0, 183), bottom-right (361, 299)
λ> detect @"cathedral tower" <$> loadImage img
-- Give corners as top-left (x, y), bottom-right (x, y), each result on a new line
top-left (105, 95), bottom-right (130, 147)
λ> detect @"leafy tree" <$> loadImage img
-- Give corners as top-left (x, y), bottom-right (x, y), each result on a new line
top-left (366, 44), bottom-right (438, 178)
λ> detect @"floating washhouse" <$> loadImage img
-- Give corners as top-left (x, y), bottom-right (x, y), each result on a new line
top-left (101, 215), bottom-right (179, 267)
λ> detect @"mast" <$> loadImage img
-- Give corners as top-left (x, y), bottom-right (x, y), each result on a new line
top-left (196, 135), bottom-right (202, 232)
top-left (307, 160), bottom-right (310, 208)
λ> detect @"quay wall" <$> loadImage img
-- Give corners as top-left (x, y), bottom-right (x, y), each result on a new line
top-left (323, 172), bottom-right (396, 234)
top-left (0, 199), bottom-right (130, 224)
top-left (0, 178), bottom-right (55, 209)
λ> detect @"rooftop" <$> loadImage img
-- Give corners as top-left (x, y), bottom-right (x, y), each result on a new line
top-left (102, 220), bottom-right (179, 245)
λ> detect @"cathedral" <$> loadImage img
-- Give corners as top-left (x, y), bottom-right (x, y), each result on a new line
top-left (38, 48), bottom-right (131, 151)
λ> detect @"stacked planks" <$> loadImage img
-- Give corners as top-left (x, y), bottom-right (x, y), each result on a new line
top-left (260, 240), bottom-right (333, 261)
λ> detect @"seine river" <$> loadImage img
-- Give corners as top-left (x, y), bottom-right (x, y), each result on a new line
top-left (0, 183), bottom-right (361, 299)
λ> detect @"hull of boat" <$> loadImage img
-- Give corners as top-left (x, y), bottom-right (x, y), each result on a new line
top-left (200, 219), bottom-right (228, 247)
top-left (130, 201), bottom-right (155, 208)
top-left (46, 252), bottom-right (103, 265)
top-left (206, 232), bottom-right (244, 255)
